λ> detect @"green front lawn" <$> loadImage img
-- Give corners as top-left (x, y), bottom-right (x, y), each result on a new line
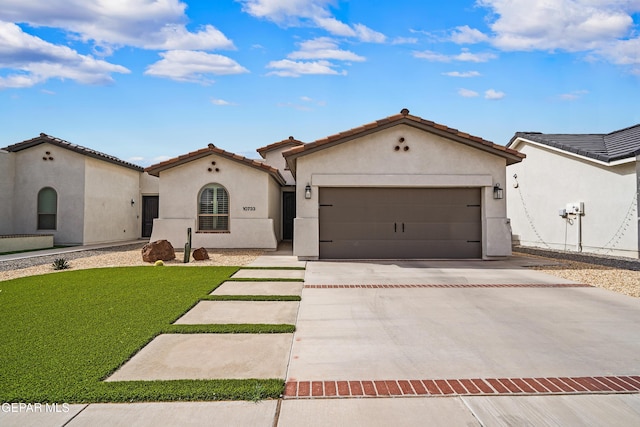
top-left (0, 267), bottom-right (285, 403)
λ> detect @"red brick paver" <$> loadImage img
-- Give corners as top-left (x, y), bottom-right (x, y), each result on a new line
top-left (284, 376), bottom-right (640, 398)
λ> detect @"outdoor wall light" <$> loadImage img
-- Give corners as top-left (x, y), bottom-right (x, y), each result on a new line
top-left (131, 198), bottom-right (135, 206)
top-left (493, 184), bottom-right (504, 200)
top-left (305, 184), bottom-right (312, 199)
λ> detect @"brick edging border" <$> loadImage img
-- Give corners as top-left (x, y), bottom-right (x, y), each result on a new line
top-left (284, 376), bottom-right (640, 398)
top-left (304, 284), bottom-right (592, 288)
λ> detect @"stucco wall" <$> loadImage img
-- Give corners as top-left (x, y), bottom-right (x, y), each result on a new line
top-left (0, 150), bottom-right (15, 234)
top-left (83, 157), bottom-right (141, 244)
top-left (140, 172), bottom-right (159, 195)
top-left (268, 175), bottom-right (281, 240)
top-left (263, 147), bottom-right (296, 185)
top-left (293, 124), bottom-right (511, 259)
top-left (507, 142), bottom-right (638, 258)
top-left (150, 153), bottom-right (278, 249)
top-left (12, 143), bottom-right (85, 244)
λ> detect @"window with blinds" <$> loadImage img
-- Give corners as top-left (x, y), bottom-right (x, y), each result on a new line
top-left (198, 184), bottom-right (229, 231)
top-left (37, 187), bottom-right (57, 230)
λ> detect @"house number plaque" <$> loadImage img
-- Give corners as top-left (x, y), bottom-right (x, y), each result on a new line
top-left (243, 206), bottom-right (256, 211)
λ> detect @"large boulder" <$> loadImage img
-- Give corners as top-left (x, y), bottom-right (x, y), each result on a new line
top-left (142, 240), bottom-right (176, 263)
top-left (192, 247), bottom-right (210, 261)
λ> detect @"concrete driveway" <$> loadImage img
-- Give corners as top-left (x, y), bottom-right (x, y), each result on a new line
top-left (281, 258), bottom-right (640, 425)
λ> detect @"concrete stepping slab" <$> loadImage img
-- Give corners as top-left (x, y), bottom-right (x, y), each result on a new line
top-left (278, 397), bottom-right (479, 427)
top-left (212, 281), bottom-right (303, 296)
top-left (231, 269), bottom-right (305, 279)
top-left (67, 401), bottom-right (277, 427)
top-left (247, 255), bottom-right (306, 268)
top-left (106, 334), bottom-right (293, 381)
top-left (0, 404), bottom-right (87, 427)
top-left (174, 301), bottom-right (299, 324)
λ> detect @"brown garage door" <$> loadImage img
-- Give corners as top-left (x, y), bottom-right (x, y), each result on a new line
top-left (319, 188), bottom-right (481, 259)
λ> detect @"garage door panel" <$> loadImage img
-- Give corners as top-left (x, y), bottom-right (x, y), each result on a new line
top-left (319, 188), bottom-right (482, 259)
top-left (319, 221), bottom-right (397, 240)
top-left (320, 240), bottom-right (482, 259)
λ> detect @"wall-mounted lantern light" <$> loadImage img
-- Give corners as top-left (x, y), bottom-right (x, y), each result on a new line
top-left (493, 184), bottom-right (504, 200)
top-left (305, 184), bottom-right (312, 199)
top-left (131, 198), bottom-right (135, 206)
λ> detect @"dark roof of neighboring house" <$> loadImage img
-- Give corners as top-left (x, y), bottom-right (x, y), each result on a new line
top-left (508, 124), bottom-right (640, 163)
top-left (2, 133), bottom-right (144, 171)
top-left (145, 143), bottom-right (286, 185)
top-left (256, 136), bottom-right (304, 158)
top-left (282, 109), bottom-right (525, 174)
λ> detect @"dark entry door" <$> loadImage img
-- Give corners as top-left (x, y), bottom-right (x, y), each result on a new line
top-left (142, 196), bottom-right (159, 238)
top-left (282, 192), bottom-right (296, 240)
top-left (319, 187), bottom-right (481, 259)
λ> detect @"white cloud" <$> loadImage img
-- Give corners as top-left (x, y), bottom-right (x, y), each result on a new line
top-left (144, 50), bottom-right (249, 84)
top-left (485, 89), bottom-right (505, 100)
top-left (414, 48), bottom-right (497, 63)
top-left (0, 21), bottom-right (129, 89)
top-left (391, 36), bottom-right (418, 45)
top-left (0, 1), bottom-right (234, 51)
top-left (211, 98), bottom-right (234, 105)
top-left (267, 59), bottom-right (346, 77)
top-left (558, 89), bottom-right (589, 101)
top-left (442, 71), bottom-right (481, 77)
top-left (450, 25), bottom-right (490, 44)
top-left (458, 88), bottom-right (479, 98)
top-left (288, 37), bottom-right (365, 62)
top-left (476, 0), bottom-right (640, 70)
top-left (238, 0), bottom-right (386, 43)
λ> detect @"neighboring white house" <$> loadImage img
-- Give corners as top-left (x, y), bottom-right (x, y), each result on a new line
top-left (1, 134), bottom-right (159, 246)
top-left (506, 125), bottom-right (640, 259)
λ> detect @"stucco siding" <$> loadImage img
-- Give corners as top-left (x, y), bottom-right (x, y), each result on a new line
top-left (507, 143), bottom-right (638, 258)
top-left (140, 172), bottom-right (159, 195)
top-left (12, 143), bottom-right (85, 244)
top-left (151, 154), bottom-right (277, 249)
top-left (83, 157), bottom-right (141, 244)
top-left (264, 147), bottom-right (295, 185)
top-left (268, 176), bottom-right (281, 241)
top-left (0, 151), bottom-right (15, 234)
top-left (293, 124), bottom-right (511, 259)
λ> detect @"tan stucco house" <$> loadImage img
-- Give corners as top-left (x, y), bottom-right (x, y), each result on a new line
top-left (507, 125), bottom-right (640, 259)
top-left (1, 134), bottom-right (159, 246)
top-left (146, 109), bottom-right (524, 259)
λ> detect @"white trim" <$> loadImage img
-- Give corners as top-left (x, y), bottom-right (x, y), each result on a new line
top-left (511, 137), bottom-right (636, 167)
top-left (311, 174), bottom-right (493, 187)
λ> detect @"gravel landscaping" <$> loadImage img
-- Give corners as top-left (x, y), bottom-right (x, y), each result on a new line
top-left (514, 246), bottom-right (640, 298)
top-left (0, 243), bottom-right (263, 282)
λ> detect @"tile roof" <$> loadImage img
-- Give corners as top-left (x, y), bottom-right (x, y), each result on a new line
top-left (282, 109), bottom-right (525, 174)
top-left (256, 136), bottom-right (304, 158)
top-left (2, 133), bottom-right (144, 171)
top-left (509, 124), bottom-right (640, 163)
top-left (145, 143), bottom-right (286, 185)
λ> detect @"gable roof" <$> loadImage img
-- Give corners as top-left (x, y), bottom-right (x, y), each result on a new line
top-left (145, 143), bottom-right (286, 185)
top-left (508, 124), bottom-right (640, 163)
top-left (256, 136), bottom-right (304, 159)
top-left (2, 133), bottom-right (144, 172)
top-left (282, 109), bottom-right (524, 175)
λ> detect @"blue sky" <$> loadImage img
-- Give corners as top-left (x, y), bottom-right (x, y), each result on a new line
top-left (1, 0), bottom-right (639, 165)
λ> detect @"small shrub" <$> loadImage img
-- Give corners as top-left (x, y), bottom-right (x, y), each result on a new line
top-left (154, 260), bottom-right (164, 266)
top-left (52, 258), bottom-right (70, 270)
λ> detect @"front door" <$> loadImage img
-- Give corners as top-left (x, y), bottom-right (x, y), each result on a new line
top-left (142, 196), bottom-right (159, 238)
top-left (282, 192), bottom-right (296, 240)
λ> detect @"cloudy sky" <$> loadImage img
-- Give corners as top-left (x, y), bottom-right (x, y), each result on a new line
top-left (1, 0), bottom-right (639, 165)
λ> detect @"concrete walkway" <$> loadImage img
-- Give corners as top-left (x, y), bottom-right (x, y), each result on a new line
top-left (4, 251), bottom-right (640, 426)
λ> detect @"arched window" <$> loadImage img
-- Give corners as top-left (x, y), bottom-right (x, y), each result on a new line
top-left (37, 187), bottom-right (57, 230)
top-left (198, 184), bottom-right (229, 231)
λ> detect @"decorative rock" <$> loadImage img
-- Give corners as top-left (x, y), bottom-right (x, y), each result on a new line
top-left (142, 240), bottom-right (176, 263)
top-left (192, 247), bottom-right (210, 261)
